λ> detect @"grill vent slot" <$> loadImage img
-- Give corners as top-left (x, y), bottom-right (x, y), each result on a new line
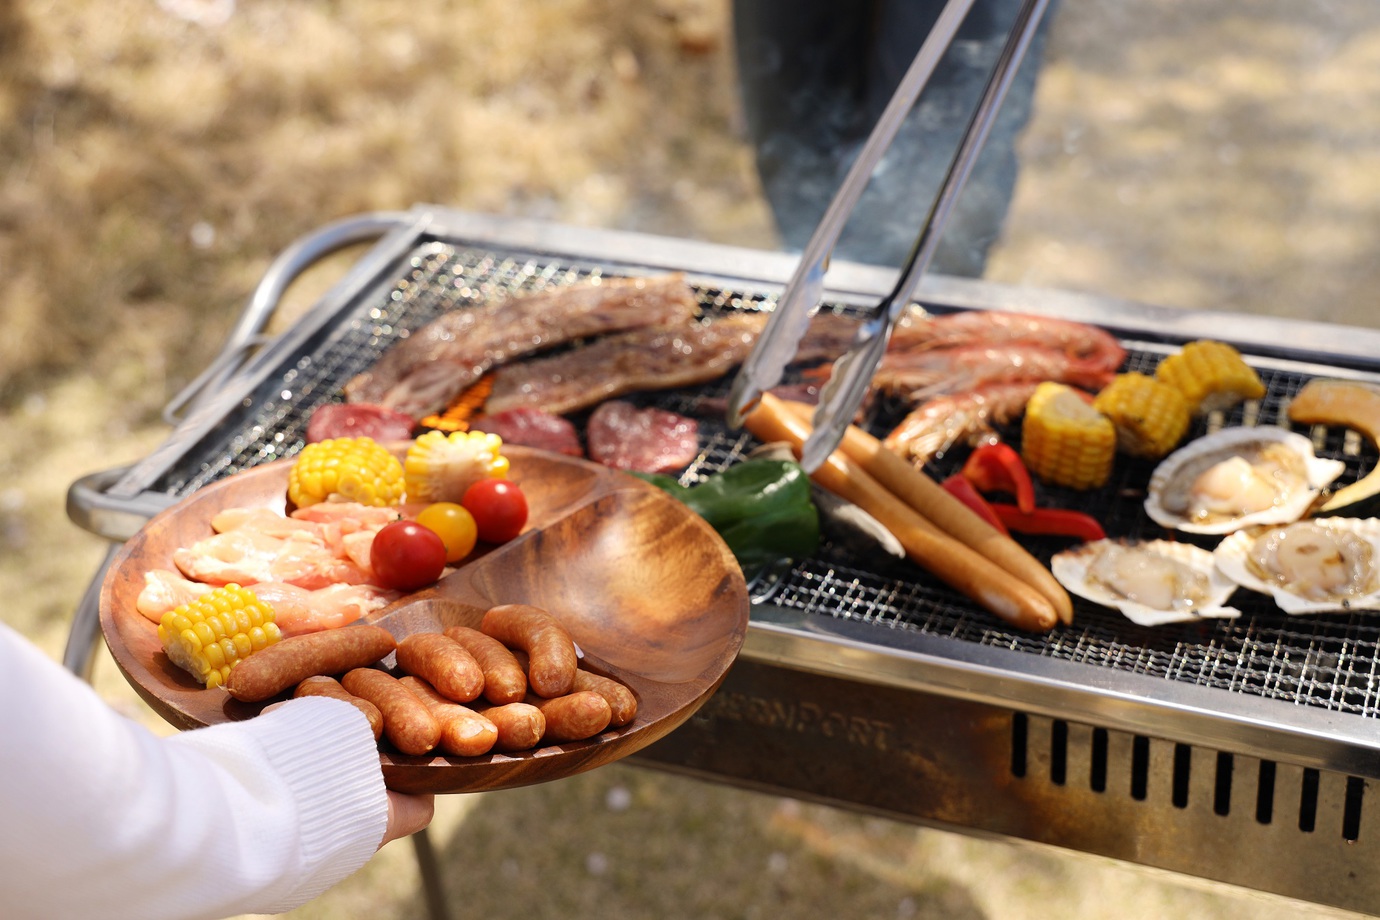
top-left (1010, 714), bottom-right (1366, 840)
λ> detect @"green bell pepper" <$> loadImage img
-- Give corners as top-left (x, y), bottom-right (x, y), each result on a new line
top-left (634, 458), bottom-right (820, 572)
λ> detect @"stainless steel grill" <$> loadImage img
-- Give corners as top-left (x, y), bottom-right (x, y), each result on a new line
top-left (76, 207), bottom-right (1380, 914)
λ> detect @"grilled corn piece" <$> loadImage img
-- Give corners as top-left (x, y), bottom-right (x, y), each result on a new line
top-left (404, 429), bottom-right (510, 503)
top-left (1093, 372), bottom-right (1191, 459)
top-left (288, 436), bottom-right (405, 508)
top-left (1021, 382), bottom-right (1117, 490)
top-left (1155, 339), bottom-right (1265, 414)
top-left (158, 584), bottom-right (281, 689)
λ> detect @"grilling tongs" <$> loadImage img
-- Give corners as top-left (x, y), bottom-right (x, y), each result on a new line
top-left (726, 0), bottom-right (1053, 472)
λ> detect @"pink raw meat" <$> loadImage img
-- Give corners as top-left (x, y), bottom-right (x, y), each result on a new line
top-left (586, 401), bottom-right (699, 473)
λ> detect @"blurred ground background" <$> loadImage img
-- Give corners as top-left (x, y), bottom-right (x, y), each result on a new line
top-left (3, 0), bottom-right (1379, 917)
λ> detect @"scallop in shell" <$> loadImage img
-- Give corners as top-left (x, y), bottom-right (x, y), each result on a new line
top-left (1144, 426), bottom-right (1345, 535)
top-left (1051, 538), bottom-right (1240, 627)
top-left (1213, 518), bottom-right (1380, 615)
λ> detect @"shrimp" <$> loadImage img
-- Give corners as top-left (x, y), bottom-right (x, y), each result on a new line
top-left (136, 569), bottom-right (214, 622)
top-left (247, 582), bottom-right (401, 636)
top-left (872, 344), bottom-right (1118, 401)
top-left (889, 308), bottom-right (1127, 372)
top-left (883, 381), bottom-right (1041, 466)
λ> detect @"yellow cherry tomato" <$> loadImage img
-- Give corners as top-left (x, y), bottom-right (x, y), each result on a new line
top-left (415, 502), bottom-right (479, 563)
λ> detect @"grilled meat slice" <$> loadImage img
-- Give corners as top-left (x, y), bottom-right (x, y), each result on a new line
top-left (344, 274), bottom-right (700, 418)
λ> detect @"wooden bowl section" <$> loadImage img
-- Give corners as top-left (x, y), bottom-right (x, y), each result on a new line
top-left (99, 446), bottom-right (750, 794)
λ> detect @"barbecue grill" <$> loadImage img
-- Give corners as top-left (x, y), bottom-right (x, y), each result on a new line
top-left (65, 207), bottom-right (1380, 915)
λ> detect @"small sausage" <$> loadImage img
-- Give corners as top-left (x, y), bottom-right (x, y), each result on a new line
top-left (527, 690), bottom-right (612, 743)
top-left (341, 668), bottom-right (441, 756)
top-left (472, 701), bottom-right (546, 752)
top-left (396, 632), bottom-right (485, 703)
top-left (572, 669), bottom-right (638, 727)
top-left (226, 625), bottom-right (397, 702)
top-left (442, 626), bottom-right (527, 704)
top-left (398, 676), bottom-right (498, 757)
top-left (481, 604), bottom-right (578, 698)
top-left (293, 675), bottom-right (384, 740)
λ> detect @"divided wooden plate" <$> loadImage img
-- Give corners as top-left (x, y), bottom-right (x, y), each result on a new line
top-left (99, 446), bottom-right (750, 794)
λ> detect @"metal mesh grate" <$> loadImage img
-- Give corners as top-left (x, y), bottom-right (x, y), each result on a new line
top-left (150, 242), bottom-right (1380, 719)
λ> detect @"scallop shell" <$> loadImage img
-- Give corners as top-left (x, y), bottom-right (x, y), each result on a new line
top-left (1143, 426), bottom-right (1345, 535)
top-left (1051, 538), bottom-right (1240, 627)
top-left (1213, 517), bottom-right (1380, 615)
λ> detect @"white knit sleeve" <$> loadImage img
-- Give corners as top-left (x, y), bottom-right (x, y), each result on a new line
top-left (0, 622), bottom-right (390, 920)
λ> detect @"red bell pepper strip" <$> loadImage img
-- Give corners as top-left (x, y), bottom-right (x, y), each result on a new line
top-left (989, 503), bottom-right (1106, 542)
top-left (940, 474), bottom-right (1010, 535)
top-left (961, 442), bottom-right (1036, 514)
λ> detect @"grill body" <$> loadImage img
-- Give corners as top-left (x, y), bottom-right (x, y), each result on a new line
top-left (85, 208), bottom-right (1380, 913)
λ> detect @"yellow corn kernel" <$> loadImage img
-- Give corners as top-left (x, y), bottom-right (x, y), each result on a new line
top-left (404, 429), bottom-right (510, 504)
top-left (1093, 372), bottom-right (1191, 459)
top-left (1021, 382), bottom-right (1117, 490)
top-left (288, 436), bottom-right (405, 508)
top-left (1155, 339), bottom-right (1265, 414)
top-left (158, 584), bottom-right (282, 689)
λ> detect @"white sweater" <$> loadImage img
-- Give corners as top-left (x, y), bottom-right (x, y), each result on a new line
top-left (0, 621), bottom-right (390, 920)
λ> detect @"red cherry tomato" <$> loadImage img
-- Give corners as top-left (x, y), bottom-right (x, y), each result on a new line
top-left (369, 520), bottom-right (447, 590)
top-left (461, 478), bottom-right (529, 544)
top-left (415, 502), bottom-right (479, 563)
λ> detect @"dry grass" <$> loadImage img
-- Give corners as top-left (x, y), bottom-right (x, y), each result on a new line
top-left (3, 1), bottom-right (1379, 918)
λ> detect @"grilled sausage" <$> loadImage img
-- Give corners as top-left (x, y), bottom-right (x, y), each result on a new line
top-left (341, 668), bottom-right (441, 756)
top-left (225, 624), bottom-right (397, 702)
top-left (572, 669), bottom-right (638, 727)
top-left (471, 701), bottom-right (547, 753)
top-left (746, 393), bottom-right (1060, 632)
top-left (293, 675), bottom-right (384, 740)
top-left (480, 604), bottom-right (578, 698)
top-left (527, 690), bottom-right (612, 743)
top-left (443, 625), bottom-right (528, 704)
top-left (398, 676), bottom-right (498, 757)
top-left (396, 632), bottom-right (484, 703)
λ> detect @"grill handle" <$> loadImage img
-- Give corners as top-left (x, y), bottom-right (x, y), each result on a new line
top-left (161, 210), bottom-right (414, 426)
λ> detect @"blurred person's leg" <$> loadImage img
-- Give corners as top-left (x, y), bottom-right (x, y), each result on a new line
top-left (733, 0), bottom-right (1055, 276)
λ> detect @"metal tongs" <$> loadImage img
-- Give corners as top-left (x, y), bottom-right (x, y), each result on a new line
top-left (727, 0), bottom-right (1053, 472)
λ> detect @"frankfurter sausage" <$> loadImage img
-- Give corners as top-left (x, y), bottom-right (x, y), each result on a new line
top-left (226, 624), bottom-right (397, 702)
top-left (527, 690), bottom-right (612, 743)
top-left (746, 394), bottom-right (1059, 632)
top-left (396, 632), bottom-right (484, 703)
top-left (481, 604), bottom-right (578, 698)
top-left (398, 676), bottom-right (498, 757)
top-left (293, 675), bottom-right (384, 740)
top-left (443, 625), bottom-right (527, 704)
top-left (572, 669), bottom-right (638, 727)
top-left (341, 668), bottom-right (441, 756)
top-left (779, 398), bottom-right (1074, 624)
top-left (471, 701), bottom-right (546, 752)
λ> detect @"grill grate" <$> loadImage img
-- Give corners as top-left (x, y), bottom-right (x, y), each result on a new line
top-left (151, 242), bottom-right (1380, 720)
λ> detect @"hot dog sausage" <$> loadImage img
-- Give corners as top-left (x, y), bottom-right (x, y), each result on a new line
top-left (293, 675), bottom-right (384, 740)
top-left (472, 701), bottom-right (546, 752)
top-left (527, 690), bottom-right (612, 743)
top-left (226, 624), bottom-right (397, 702)
top-left (480, 604), bottom-right (578, 698)
top-left (396, 632), bottom-right (485, 703)
top-left (341, 668), bottom-right (441, 756)
top-left (443, 625), bottom-right (528, 704)
top-left (398, 676), bottom-right (498, 757)
top-left (571, 669), bottom-right (637, 727)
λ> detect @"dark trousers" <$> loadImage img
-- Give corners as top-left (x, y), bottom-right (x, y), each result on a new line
top-left (733, 0), bottom-right (1055, 276)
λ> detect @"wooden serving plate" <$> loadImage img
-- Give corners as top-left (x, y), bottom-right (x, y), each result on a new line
top-left (99, 446), bottom-right (750, 794)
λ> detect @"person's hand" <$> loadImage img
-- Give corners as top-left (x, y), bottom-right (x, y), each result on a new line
top-left (380, 790), bottom-right (435, 848)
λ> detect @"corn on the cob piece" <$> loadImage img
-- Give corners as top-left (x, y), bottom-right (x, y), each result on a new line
top-left (1092, 372), bottom-right (1191, 459)
top-left (1155, 339), bottom-right (1265, 414)
top-left (404, 429), bottom-right (510, 503)
top-left (158, 584), bottom-right (282, 689)
top-left (1021, 382), bottom-right (1117, 490)
top-left (288, 436), bottom-right (405, 508)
